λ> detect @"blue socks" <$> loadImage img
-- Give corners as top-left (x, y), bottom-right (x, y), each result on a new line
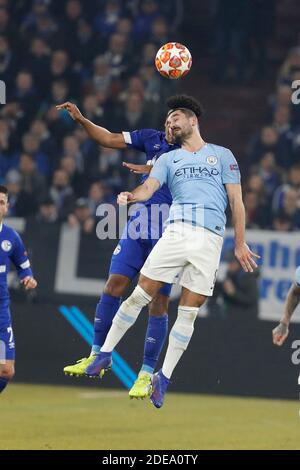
top-left (92, 295), bottom-right (168, 375)
top-left (0, 377), bottom-right (8, 394)
top-left (141, 314), bottom-right (168, 374)
top-left (92, 294), bottom-right (121, 354)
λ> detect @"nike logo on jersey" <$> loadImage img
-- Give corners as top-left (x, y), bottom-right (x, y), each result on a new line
top-left (173, 159), bottom-right (183, 164)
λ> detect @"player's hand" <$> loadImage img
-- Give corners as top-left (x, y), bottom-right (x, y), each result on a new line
top-left (235, 243), bottom-right (260, 273)
top-left (122, 162), bottom-right (153, 174)
top-left (272, 322), bottom-right (289, 346)
top-left (117, 192), bottom-right (134, 206)
top-left (21, 276), bottom-right (37, 290)
top-left (56, 102), bottom-right (83, 121)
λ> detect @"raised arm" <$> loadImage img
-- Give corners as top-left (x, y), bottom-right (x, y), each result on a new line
top-left (56, 102), bottom-right (127, 149)
top-left (118, 177), bottom-right (160, 205)
top-left (226, 183), bottom-right (260, 272)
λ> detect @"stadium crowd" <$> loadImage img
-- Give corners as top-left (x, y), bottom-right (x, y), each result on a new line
top-left (0, 0), bottom-right (182, 227)
top-left (0, 0), bottom-right (300, 234)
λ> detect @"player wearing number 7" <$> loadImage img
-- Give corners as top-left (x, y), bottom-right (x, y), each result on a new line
top-left (0, 185), bottom-right (37, 395)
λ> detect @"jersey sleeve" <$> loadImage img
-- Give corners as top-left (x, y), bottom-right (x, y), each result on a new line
top-left (149, 152), bottom-right (169, 187)
top-left (10, 232), bottom-right (33, 280)
top-left (221, 149), bottom-right (241, 184)
top-left (122, 129), bottom-right (157, 152)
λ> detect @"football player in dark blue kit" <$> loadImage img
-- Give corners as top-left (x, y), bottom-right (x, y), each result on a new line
top-left (0, 186), bottom-right (37, 394)
top-left (57, 97), bottom-right (197, 395)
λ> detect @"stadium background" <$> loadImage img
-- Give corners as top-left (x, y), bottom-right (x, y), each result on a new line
top-left (1, 0), bottom-right (300, 450)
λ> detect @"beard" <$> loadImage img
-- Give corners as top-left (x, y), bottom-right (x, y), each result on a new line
top-left (172, 126), bottom-right (192, 145)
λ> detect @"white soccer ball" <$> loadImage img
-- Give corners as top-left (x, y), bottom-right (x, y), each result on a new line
top-left (155, 42), bottom-right (192, 79)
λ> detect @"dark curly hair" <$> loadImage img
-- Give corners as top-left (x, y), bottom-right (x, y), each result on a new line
top-left (166, 94), bottom-right (204, 119)
top-left (0, 185), bottom-right (8, 197)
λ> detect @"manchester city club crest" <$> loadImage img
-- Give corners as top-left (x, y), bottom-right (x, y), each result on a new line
top-left (206, 156), bottom-right (218, 166)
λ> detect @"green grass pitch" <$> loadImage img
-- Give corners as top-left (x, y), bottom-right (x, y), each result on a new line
top-left (1, 384), bottom-right (300, 450)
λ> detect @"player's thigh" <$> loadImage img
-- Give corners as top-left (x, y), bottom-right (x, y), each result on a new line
top-left (181, 229), bottom-right (223, 296)
top-left (179, 287), bottom-right (206, 308)
top-left (109, 235), bottom-right (147, 283)
top-left (148, 292), bottom-right (170, 316)
top-left (141, 224), bottom-right (187, 285)
top-left (0, 316), bottom-right (15, 363)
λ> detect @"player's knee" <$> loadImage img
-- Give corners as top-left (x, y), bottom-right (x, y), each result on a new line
top-left (104, 275), bottom-right (129, 297)
top-left (121, 285), bottom-right (152, 314)
top-left (148, 295), bottom-right (169, 316)
top-left (174, 306), bottom-right (199, 336)
top-left (0, 366), bottom-right (15, 381)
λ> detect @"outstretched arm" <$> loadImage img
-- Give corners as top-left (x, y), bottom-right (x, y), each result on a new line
top-left (117, 177), bottom-right (160, 205)
top-left (272, 283), bottom-right (300, 346)
top-left (56, 102), bottom-right (127, 149)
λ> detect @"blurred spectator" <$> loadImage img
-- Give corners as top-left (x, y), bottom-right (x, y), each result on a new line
top-left (209, 250), bottom-right (259, 322)
top-left (214, 0), bottom-right (253, 83)
top-left (133, 0), bottom-right (160, 41)
top-left (247, 125), bottom-right (292, 169)
top-left (20, 132), bottom-right (49, 176)
top-left (93, 56), bottom-right (112, 95)
top-left (272, 164), bottom-right (300, 212)
top-left (19, 153), bottom-right (46, 200)
top-left (276, 188), bottom-right (300, 229)
top-left (272, 212), bottom-right (293, 232)
top-left (49, 168), bottom-right (75, 220)
top-left (36, 195), bottom-right (58, 223)
top-left (117, 92), bottom-right (151, 129)
top-left (244, 191), bottom-right (263, 228)
top-left (68, 197), bottom-right (95, 234)
top-left (278, 46), bottom-right (300, 83)
top-left (5, 169), bottom-right (38, 217)
top-left (103, 33), bottom-right (129, 79)
top-left (87, 181), bottom-right (109, 214)
top-left (0, 36), bottom-right (17, 91)
top-left (24, 36), bottom-right (51, 94)
top-left (93, 0), bottom-right (124, 38)
top-left (254, 152), bottom-right (281, 196)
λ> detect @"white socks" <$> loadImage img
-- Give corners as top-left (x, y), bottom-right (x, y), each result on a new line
top-left (101, 285), bottom-right (152, 352)
top-left (162, 306), bottom-right (198, 379)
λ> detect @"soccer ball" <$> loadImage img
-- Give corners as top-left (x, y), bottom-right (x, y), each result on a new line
top-left (155, 42), bottom-right (192, 79)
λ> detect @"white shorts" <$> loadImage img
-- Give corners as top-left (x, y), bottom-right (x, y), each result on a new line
top-left (141, 222), bottom-right (223, 296)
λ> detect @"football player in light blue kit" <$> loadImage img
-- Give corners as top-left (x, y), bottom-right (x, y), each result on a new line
top-left (0, 185), bottom-right (37, 394)
top-left (86, 101), bottom-right (260, 407)
top-left (57, 98), bottom-right (186, 392)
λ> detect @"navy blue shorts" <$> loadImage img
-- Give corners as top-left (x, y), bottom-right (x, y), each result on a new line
top-left (109, 219), bottom-right (172, 297)
top-left (0, 306), bottom-right (15, 361)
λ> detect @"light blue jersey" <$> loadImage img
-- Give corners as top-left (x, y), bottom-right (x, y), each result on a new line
top-left (149, 143), bottom-right (241, 237)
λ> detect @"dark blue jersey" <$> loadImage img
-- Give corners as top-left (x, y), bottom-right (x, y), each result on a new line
top-left (123, 129), bottom-right (179, 207)
top-left (0, 223), bottom-right (33, 304)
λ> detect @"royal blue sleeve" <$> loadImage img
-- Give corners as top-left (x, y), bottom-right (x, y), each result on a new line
top-left (149, 152), bottom-right (169, 187)
top-left (10, 232), bottom-right (33, 279)
top-left (122, 129), bottom-right (158, 152)
top-left (221, 148), bottom-right (241, 184)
